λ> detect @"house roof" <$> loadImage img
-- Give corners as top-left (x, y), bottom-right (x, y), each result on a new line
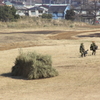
top-left (15, 6), bottom-right (28, 10)
top-left (11, 1), bottom-right (24, 5)
top-left (25, 0), bottom-right (42, 5)
top-left (5, 1), bottom-right (12, 5)
top-left (48, 6), bottom-right (67, 13)
top-left (28, 6), bottom-right (44, 11)
top-left (39, 5), bottom-right (49, 9)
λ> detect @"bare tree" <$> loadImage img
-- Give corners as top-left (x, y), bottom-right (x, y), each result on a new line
top-left (78, 0), bottom-right (99, 24)
top-left (92, 0), bottom-right (99, 24)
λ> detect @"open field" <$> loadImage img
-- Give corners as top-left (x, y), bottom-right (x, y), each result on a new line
top-left (0, 27), bottom-right (100, 100)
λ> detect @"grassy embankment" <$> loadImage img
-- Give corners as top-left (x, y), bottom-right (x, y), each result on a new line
top-left (0, 17), bottom-right (89, 31)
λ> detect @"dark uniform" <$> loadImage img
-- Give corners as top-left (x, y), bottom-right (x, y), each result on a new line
top-left (80, 43), bottom-right (85, 57)
top-left (90, 41), bottom-right (98, 55)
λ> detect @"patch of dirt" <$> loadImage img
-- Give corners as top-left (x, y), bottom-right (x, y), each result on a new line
top-left (48, 30), bottom-right (100, 40)
top-left (0, 29), bottom-right (100, 51)
top-left (78, 33), bottom-right (100, 37)
top-left (0, 30), bottom-right (64, 35)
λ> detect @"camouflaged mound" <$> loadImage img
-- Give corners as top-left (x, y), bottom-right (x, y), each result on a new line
top-left (11, 52), bottom-right (58, 79)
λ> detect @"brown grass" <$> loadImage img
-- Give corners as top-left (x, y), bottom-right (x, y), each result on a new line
top-left (0, 17), bottom-right (92, 29)
top-left (0, 25), bottom-right (100, 100)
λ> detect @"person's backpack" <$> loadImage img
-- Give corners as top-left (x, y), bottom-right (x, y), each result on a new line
top-left (95, 45), bottom-right (98, 50)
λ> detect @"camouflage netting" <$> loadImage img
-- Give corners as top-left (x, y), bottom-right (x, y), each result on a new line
top-left (11, 52), bottom-right (58, 79)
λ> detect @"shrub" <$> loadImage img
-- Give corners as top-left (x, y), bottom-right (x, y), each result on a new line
top-left (11, 52), bottom-right (58, 79)
top-left (42, 13), bottom-right (52, 19)
top-left (65, 9), bottom-right (75, 21)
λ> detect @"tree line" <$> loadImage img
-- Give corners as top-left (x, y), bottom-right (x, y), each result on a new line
top-left (0, 6), bottom-right (19, 22)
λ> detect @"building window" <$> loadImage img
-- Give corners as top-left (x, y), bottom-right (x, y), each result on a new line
top-left (57, 13), bottom-right (63, 17)
top-left (39, 10), bottom-right (43, 13)
top-left (31, 11), bottom-right (35, 15)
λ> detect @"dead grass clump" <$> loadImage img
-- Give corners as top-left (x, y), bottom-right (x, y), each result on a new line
top-left (11, 52), bottom-right (58, 79)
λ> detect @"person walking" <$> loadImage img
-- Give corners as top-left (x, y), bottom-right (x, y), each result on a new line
top-left (80, 43), bottom-right (85, 57)
top-left (90, 41), bottom-right (98, 55)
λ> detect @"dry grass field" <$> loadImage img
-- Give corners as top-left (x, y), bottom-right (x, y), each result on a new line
top-left (0, 26), bottom-right (100, 100)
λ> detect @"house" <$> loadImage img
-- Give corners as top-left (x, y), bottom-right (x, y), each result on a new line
top-left (48, 5), bottom-right (71, 19)
top-left (28, 6), bottom-right (48, 17)
top-left (14, 3), bottom-right (49, 17)
top-left (15, 6), bottom-right (28, 16)
top-left (15, 4), bottom-right (71, 18)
